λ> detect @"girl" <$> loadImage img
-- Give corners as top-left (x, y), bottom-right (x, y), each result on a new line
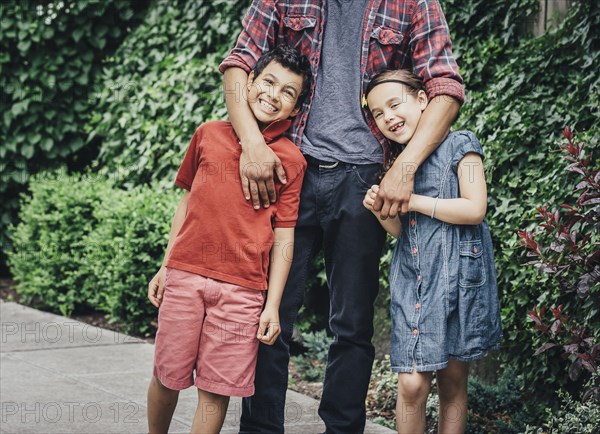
top-left (363, 70), bottom-right (502, 433)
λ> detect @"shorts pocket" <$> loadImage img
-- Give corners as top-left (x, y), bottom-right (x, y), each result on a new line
top-left (458, 240), bottom-right (486, 288)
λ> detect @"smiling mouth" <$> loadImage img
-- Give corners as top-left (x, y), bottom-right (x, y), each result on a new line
top-left (259, 99), bottom-right (278, 113)
top-left (389, 121), bottom-right (405, 133)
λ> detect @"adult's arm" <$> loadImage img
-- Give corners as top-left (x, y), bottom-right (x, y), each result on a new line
top-left (220, 1), bottom-right (284, 209)
top-left (376, 97), bottom-right (460, 219)
top-left (374, 0), bottom-right (464, 219)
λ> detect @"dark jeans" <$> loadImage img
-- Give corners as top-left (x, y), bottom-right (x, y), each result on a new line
top-left (240, 159), bottom-right (386, 433)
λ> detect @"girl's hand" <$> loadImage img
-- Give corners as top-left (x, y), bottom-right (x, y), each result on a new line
top-left (257, 306), bottom-right (281, 345)
top-left (363, 185), bottom-right (380, 211)
top-left (148, 266), bottom-right (167, 308)
top-left (363, 185), bottom-right (379, 213)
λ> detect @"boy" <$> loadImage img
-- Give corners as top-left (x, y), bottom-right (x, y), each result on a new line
top-left (146, 45), bottom-right (311, 434)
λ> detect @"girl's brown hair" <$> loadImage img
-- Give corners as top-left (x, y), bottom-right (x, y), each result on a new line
top-left (365, 69), bottom-right (426, 177)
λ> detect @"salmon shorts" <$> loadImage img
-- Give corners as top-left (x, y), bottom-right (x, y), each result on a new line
top-left (153, 267), bottom-right (265, 397)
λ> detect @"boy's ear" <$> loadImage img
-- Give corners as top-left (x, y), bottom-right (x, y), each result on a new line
top-left (289, 106), bottom-right (301, 118)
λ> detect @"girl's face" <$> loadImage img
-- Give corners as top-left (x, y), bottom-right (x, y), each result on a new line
top-left (367, 82), bottom-right (428, 144)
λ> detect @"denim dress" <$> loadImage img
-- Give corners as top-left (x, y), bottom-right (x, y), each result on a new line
top-left (389, 131), bottom-right (502, 373)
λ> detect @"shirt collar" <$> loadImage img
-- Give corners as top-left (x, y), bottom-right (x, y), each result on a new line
top-left (261, 119), bottom-right (292, 143)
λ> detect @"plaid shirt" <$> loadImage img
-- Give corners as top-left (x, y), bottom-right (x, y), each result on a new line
top-left (219, 0), bottom-right (464, 156)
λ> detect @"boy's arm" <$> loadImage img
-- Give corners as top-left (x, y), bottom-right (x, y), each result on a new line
top-left (147, 191), bottom-right (189, 308)
top-left (374, 0), bottom-right (463, 219)
top-left (224, 68), bottom-right (286, 210)
top-left (409, 153), bottom-right (487, 225)
top-left (257, 227), bottom-right (295, 345)
top-left (364, 185), bottom-right (402, 237)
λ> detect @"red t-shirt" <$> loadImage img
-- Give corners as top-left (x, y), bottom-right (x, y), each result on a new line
top-left (166, 119), bottom-right (307, 290)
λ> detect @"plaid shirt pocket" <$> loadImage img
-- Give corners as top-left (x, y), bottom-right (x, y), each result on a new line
top-left (279, 14), bottom-right (318, 52)
top-left (367, 26), bottom-right (407, 77)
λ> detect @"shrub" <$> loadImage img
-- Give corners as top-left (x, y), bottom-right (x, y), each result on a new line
top-left (7, 170), bottom-right (177, 334)
top-left (291, 330), bottom-right (334, 382)
top-left (82, 183), bottom-right (176, 335)
top-left (524, 373), bottom-right (600, 434)
top-left (519, 128), bottom-right (599, 387)
top-left (7, 169), bottom-right (114, 316)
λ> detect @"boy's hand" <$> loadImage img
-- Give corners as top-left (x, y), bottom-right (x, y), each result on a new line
top-left (256, 306), bottom-right (280, 345)
top-left (148, 266), bottom-right (167, 308)
top-left (239, 141), bottom-right (287, 210)
top-left (363, 185), bottom-right (380, 212)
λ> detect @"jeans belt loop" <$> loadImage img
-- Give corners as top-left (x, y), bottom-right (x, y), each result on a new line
top-left (319, 161), bottom-right (339, 169)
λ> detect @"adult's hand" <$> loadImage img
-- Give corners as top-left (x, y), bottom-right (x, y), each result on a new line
top-left (373, 159), bottom-right (417, 219)
top-left (239, 137), bottom-right (287, 209)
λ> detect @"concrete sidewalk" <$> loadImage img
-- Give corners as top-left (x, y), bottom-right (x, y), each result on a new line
top-left (0, 302), bottom-right (393, 433)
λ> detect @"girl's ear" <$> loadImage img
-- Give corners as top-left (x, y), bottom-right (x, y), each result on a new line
top-left (417, 89), bottom-right (429, 110)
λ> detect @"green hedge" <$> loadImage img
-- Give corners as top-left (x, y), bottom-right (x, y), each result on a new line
top-left (7, 171), bottom-right (176, 335)
top-left (454, 0), bottom-right (599, 394)
top-left (0, 0), bottom-right (148, 268)
top-left (86, 0), bottom-right (250, 188)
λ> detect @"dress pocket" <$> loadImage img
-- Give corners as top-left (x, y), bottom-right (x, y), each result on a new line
top-left (458, 240), bottom-right (486, 288)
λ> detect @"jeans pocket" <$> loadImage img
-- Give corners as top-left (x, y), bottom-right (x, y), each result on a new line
top-left (458, 240), bottom-right (486, 288)
top-left (351, 164), bottom-right (381, 190)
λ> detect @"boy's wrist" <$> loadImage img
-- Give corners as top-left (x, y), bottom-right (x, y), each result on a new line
top-left (264, 298), bottom-right (281, 310)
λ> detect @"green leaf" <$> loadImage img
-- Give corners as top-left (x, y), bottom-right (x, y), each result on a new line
top-left (40, 137), bottom-right (54, 152)
top-left (21, 144), bottom-right (35, 159)
top-left (72, 28), bottom-right (84, 43)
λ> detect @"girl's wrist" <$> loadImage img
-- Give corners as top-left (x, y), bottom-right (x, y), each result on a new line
top-left (408, 194), bottom-right (420, 213)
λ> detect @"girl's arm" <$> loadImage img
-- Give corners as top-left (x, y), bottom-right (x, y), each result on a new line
top-left (364, 186), bottom-right (403, 237)
top-left (257, 227), bottom-right (295, 345)
top-left (147, 191), bottom-right (189, 307)
top-left (410, 153), bottom-right (487, 225)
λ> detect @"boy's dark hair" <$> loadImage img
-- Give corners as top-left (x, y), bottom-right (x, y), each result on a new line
top-left (366, 69), bottom-right (426, 177)
top-left (253, 45), bottom-right (312, 109)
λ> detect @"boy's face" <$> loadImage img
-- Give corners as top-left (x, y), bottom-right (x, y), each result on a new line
top-left (247, 61), bottom-right (304, 127)
top-left (367, 82), bottom-right (428, 144)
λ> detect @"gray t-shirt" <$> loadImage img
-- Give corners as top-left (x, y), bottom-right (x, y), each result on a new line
top-left (301, 0), bottom-right (384, 164)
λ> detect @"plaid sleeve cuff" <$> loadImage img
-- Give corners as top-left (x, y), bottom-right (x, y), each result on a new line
top-left (425, 77), bottom-right (465, 105)
top-left (218, 55), bottom-right (253, 74)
